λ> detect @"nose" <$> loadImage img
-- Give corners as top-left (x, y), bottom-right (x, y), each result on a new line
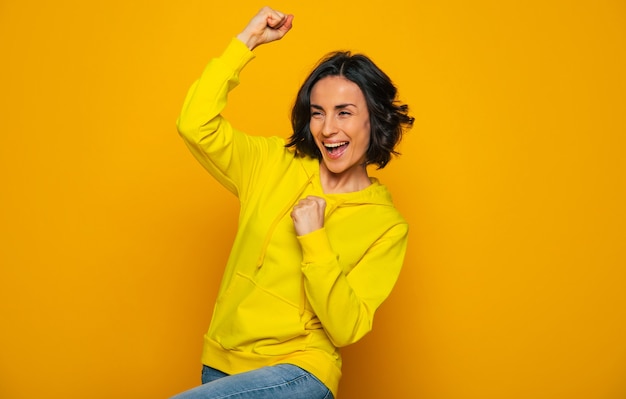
top-left (321, 116), bottom-right (338, 137)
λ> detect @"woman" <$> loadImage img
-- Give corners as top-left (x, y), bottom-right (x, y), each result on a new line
top-left (172, 6), bottom-right (414, 399)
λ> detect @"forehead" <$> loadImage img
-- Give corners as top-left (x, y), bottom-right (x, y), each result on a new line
top-left (310, 76), bottom-right (366, 105)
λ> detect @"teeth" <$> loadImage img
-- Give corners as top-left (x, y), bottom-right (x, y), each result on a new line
top-left (324, 142), bottom-right (347, 148)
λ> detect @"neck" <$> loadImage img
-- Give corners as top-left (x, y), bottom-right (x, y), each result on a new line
top-left (319, 162), bottom-right (371, 194)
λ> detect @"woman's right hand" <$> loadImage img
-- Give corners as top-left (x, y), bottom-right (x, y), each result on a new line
top-left (236, 6), bottom-right (294, 50)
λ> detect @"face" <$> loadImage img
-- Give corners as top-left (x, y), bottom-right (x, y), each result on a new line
top-left (309, 75), bottom-right (371, 178)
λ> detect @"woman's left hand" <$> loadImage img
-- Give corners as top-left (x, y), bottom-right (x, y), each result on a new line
top-left (291, 196), bottom-right (326, 236)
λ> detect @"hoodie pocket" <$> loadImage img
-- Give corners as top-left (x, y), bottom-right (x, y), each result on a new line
top-left (212, 272), bottom-right (311, 355)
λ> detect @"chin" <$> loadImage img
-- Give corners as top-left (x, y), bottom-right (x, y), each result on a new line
top-left (325, 161), bottom-right (357, 176)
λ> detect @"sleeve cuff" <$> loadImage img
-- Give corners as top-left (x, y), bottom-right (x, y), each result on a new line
top-left (297, 228), bottom-right (337, 265)
top-left (220, 37), bottom-right (256, 73)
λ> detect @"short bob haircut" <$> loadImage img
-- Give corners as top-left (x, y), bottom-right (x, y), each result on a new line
top-left (286, 51), bottom-right (414, 169)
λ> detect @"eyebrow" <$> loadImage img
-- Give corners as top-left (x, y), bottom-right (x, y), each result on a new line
top-left (310, 103), bottom-right (357, 110)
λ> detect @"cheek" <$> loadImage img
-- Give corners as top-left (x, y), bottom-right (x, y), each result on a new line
top-left (363, 116), bottom-right (371, 132)
top-left (362, 120), bottom-right (372, 146)
top-left (308, 119), bottom-right (321, 135)
top-left (308, 123), bottom-right (323, 147)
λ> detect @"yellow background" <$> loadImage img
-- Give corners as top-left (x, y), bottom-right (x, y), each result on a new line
top-left (1, 1), bottom-right (625, 398)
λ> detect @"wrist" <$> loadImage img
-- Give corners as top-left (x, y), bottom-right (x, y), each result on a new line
top-left (236, 31), bottom-right (258, 50)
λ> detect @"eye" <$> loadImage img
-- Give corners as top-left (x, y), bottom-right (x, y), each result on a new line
top-left (310, 111), bottom-right (324, 119)
top-left (338, 111), bottom-right (351, 117)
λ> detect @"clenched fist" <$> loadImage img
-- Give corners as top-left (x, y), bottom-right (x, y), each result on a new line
top-left (291, 195), bottom-right (326, 236)
top-left (237, 6), bottom-right (294, 50)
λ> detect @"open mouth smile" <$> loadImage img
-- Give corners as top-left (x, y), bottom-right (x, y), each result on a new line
top-left (324, 141), bottom-right (349, 159)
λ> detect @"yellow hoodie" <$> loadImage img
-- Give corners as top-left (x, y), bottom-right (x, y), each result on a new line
top-left (177, 38), bottom-right (409, 398)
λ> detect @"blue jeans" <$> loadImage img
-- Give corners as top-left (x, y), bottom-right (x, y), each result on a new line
top-left (169, 364), bottom-right (334, 399)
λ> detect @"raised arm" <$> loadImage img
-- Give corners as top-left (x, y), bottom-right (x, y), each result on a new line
top-left (176, 7), bottom-right (293, 196)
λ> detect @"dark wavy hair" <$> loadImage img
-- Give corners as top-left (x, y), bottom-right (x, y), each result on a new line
top-left (286, 51), bottom-right (414, 169)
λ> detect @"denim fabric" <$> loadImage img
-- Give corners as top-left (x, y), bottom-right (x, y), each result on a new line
top-left (170, 364), bottom-right (333, 399)
top-left (201, 365), bottom-right (229, 384)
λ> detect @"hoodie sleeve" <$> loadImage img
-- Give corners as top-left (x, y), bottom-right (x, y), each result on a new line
top-left (298, 221), bottom-right (409, 347)
top-left (176, 38), bottom-right (282, 198)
